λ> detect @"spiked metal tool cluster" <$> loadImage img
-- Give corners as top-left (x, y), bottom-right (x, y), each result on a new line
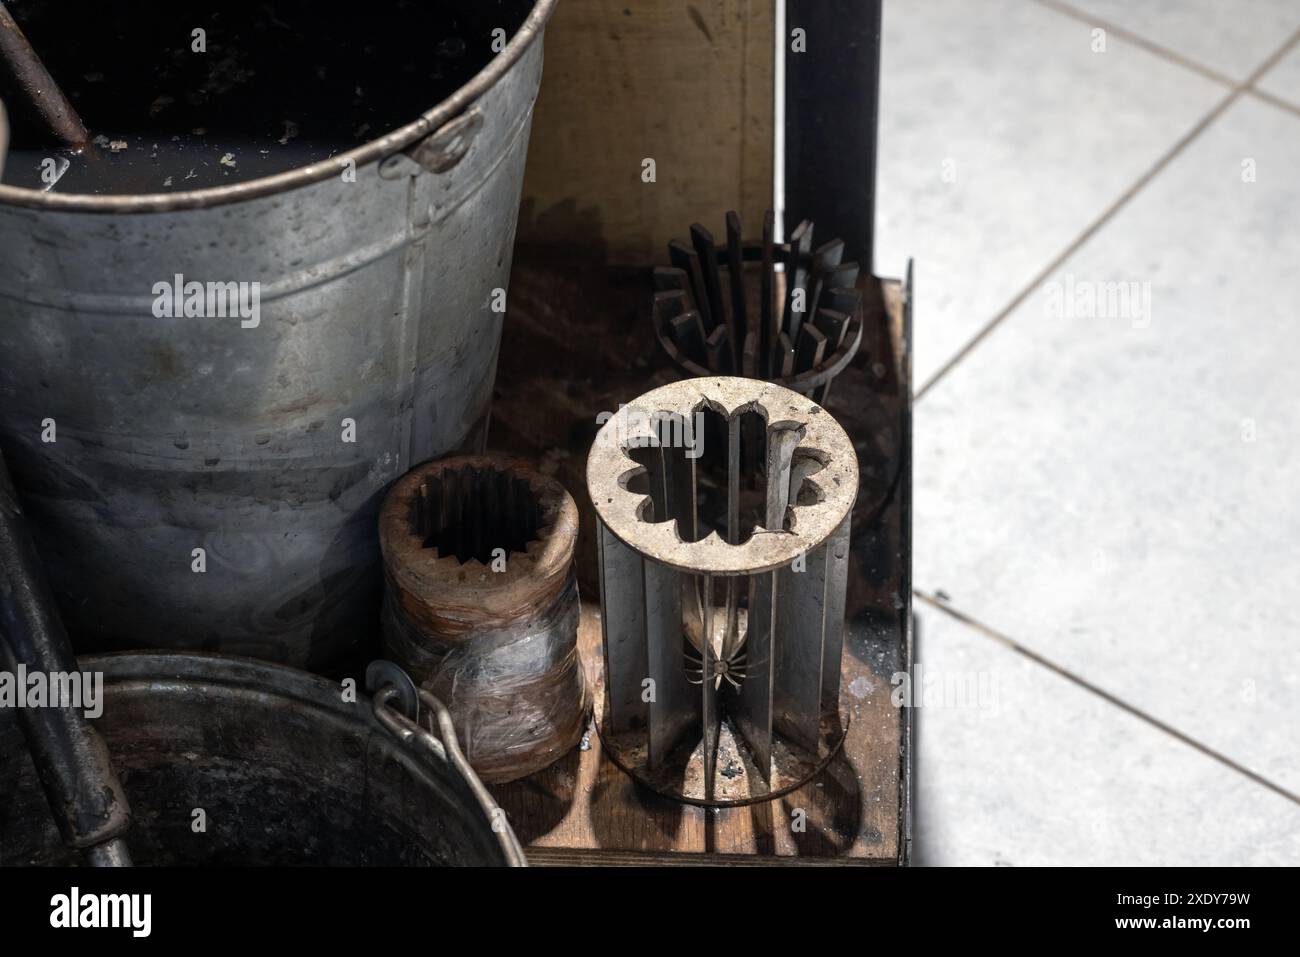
top-left (653, 211), bottom-right (864, 404)
top-left (587, 377), bottom-right (856, 804)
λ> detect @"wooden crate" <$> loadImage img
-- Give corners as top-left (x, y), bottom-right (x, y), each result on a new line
top-left (488, 247), bottom-right (913, 865)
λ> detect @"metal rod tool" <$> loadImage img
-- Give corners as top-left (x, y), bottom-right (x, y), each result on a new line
top-left (0, 448), bottom-right (132, 864)
top-left (0, 1), bottom-right (90, 148)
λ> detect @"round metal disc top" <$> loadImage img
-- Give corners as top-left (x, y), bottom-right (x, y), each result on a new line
top-left (587, 376), bottom-right (858, 575)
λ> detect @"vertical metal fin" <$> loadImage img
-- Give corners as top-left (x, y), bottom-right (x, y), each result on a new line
top-left (783, 219), bottom-right (814, 342)
top-left (645, 558), bottom-right (693, 768)
top-left (812, 238), bottom-right (846, 273)
top-left (705, 325), bottom-right (733, 374)
top-left (819, 514), bottom-right (852, 718)
top-left (765, 424), bottom-right (802, 531)
top-left (666, 425), bottom-right (697, 542)
top-left (726, 211), bottom-right (749, 362)
top-left (653, 265), bottom-right (688, 291)
top-left (597, 522), bottom-right (649, 736)
top-left (776, 332), bottom-right (796, 378)
top-left (726, 415), bottom-right (741, 544)
top-left (669, 311), bottom-right (709, 367)
top-left (701, 573), bottom-right (720, 801)
top-left (653, 288), bottom-right (689, 324)
top-left (691, 223), bottom-right (732, 367)
top-left (813, 307), bottom-right (851, 351)
top-left (742, 332), bottom-right (759, 378)
top-left (773, 545), bottom-right (827, 754)
top-left (733, 569), bottom-right (776, 784)
top-left (795, 323), bottom-right (827, 374)
top-left (669, 238), bottom-right (713, 332)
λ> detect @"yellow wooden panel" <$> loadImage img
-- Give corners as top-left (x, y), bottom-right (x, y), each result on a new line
top-left (519, 0), bottom-right (775, 265)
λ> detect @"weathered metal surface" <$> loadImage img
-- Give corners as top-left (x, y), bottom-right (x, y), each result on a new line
top-left (378, 454), bottom-right (588, 783)
top-left (487, 252), bottom-right (911, 861)
top-left (0, 3), bottom-right (556, 670)
top-left (0, 447), bottom-right (131, 861)
top-left (0, 1), bottom-right (558, 211)
top-left (589, 379), bottom-right (857, 575)
top-left (783, 0), bottom-right (882, 276)
top-left (370, 679), bottom-right (527, 867)
top-left (654, 211), bottom-right (864, 404)
top-left (0, 652), bottom-right (524, 865)
top-left (0, 1), bottom-right (89, 148)
top-left (587, 377), bottom-right (856, 804)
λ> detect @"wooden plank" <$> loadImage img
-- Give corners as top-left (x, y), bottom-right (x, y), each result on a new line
top-left (490, 599), bottom-right (903, 862)
top-left (525, 847), bottom-right (898, 867)
top-left (517, 0), bottom-right (775, 265)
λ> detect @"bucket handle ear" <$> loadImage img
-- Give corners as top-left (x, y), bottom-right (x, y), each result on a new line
top-left (370, 676), bottom-right (471, 781)
top-left (365, 658), bottom-right (420, 721)
top-left (378, 107), bottom-right (484, 179)
top-left (371, 678), bottom-right (528, 866)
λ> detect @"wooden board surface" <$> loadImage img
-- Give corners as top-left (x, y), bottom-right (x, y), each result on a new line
top-left (492, 601), bottom-right (904, 863)
top-left (487, 250), bottom-right (912, 864)
top-left (518, 0), bottom-right (774, 265)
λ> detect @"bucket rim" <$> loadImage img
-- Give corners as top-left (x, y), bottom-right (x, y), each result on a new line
top-left (71, 650), bottom-right (529, 866)
top-left (0, 0), bottom-right (558, 215)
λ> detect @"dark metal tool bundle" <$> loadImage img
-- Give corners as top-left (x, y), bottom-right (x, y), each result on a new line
top-left (653, 210), bottom-right (864, 404)
top-left (0, 449), bottom-right (132, 865)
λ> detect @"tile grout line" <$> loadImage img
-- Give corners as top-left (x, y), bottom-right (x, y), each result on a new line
top-left (915, 590), bottom-right (1300, 808)
top-left (1249, 86), bottom-right (1300, 122)
top-left (907, 3), bottom-right (1300, 814)
top-left (1032, 0), bottom-right (1238, 88)
top-left (915, 19), bottom-right (1300, 402)
top-left (913, 90), bottom-right (1231, 400)
top-left (1037, 0), bottom-right (1300, 114)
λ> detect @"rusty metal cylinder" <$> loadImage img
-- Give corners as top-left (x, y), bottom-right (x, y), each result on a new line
top-left (379, 454), bottom-right (588, 783)
top-left (587, 377), bottom-right (856, 805)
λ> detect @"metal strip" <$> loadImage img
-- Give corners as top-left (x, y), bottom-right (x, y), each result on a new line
top-left (773, 546), bottom-right (826, 753)
top-left (701, 573), bottom-right (720, 801)
top-left (597, 522), bottom-right (649, 735)
top-left (819, 514), bottom-right (851, 714)
top-left (0, 0), bottom-right (560, 212)
top-left (645, 558), bottom-right (693, 769)
top-left (782, 0), bottom-right (882, 272)
top-left (733, 569), bottom-right (776, 782)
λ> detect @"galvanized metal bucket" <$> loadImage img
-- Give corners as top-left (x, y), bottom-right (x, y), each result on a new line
top-left (0, 0), bottom-right (557, 669)
top-left (0, 653), bottom-right (526, 865)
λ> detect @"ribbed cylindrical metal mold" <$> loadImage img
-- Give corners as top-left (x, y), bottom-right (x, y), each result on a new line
top-left (587, 377), bottom-right (856, 805)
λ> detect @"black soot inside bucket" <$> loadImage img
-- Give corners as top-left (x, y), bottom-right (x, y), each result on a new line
top-left (0, 654), bottom-right (520, 865)
top-left (0, 0), bottom-right (532, 194)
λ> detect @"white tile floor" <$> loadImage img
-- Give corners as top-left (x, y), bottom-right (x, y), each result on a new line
top-left (876, 0), bottom-right (1300, 865)
top-left (1059, 0), bottom-right (1300, 82)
